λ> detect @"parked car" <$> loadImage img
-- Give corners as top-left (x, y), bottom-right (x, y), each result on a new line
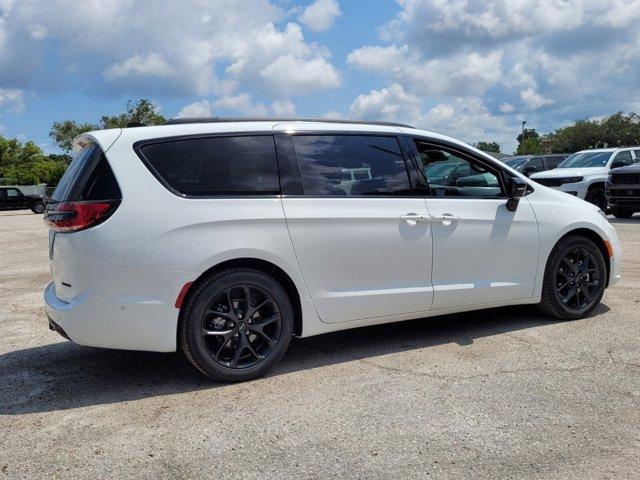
top-left (502, 154), bottom-right (568, 177)
top-left (606, 154), bottom-right (640, 218)
top-left (44, 119), bottom-right (621, 382)
top-left (529, 148), bottom-right (639, 210)
top-left (0, 187), bottom-right (48, 213)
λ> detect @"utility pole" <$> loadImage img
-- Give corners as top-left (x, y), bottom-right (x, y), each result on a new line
top-left (521, 120), bottom-right (527, 155)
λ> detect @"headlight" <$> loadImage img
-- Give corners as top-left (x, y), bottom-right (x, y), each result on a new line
top-left (563, 176), bottom-right (583, 184)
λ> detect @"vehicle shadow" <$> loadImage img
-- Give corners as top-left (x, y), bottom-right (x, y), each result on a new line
top-left (0, 303), bottom-right (609, 415)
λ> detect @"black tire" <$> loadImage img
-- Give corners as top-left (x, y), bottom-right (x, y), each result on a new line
top-left (31, 202), bottom-right (45, 214)
top-left (611, 207), bottom-right (634, 219)
top-left (180, 268), bottom-right (294, 382)
top-left (585, 187), bottom-right (607, 211)
top-left (538, 235), bottom-right (607, 320)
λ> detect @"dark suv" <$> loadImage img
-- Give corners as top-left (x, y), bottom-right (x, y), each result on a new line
top-left (0, 187), bottom-right (48, 213)
top-left (502, 154), bottom-right (568, 177)
top-left (606, 154), bottom-right (640, 218)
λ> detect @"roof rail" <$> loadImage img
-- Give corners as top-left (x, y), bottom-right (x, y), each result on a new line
top-left (163, 117), bottom-right (415, 128)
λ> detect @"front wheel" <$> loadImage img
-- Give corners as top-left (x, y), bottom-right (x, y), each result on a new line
top-left (180, 268), bottom-right (294, 382)
top-left (31, 202), bottom-right (46, 214)
top-left (585, 188), bottom-right (607, 211)
top-left (538, 236), bottom-right (607, 320)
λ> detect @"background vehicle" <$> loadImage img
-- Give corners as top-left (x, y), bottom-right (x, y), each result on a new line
top-left (502, 154), bottom-right (568, 177)
top-left (43, 119), bottom-right (621, 382)
top-left (607, 158), bottom-right (640, 218)
top-left (530, 148), bottom-right (639, 210)
top-left (0, 187), bottom-right (48, 213)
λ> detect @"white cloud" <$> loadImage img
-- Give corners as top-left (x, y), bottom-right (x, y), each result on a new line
top-left (0, 1), bottom-right (340, 98)
top-left (260, 54), bottom-right (340, 94)
top-left (348, 45), bottom-right (502, 97)
top-left (298, 0), bottom-right (341, 32)
top-left (349, 83), bottom-right (422, 123)
top-left (103, 53), bottom-right (174, 81)
top-left (499, 103), bottom-right (515, 113)
top-left (177, 94), bottom-right (297, 118)
top-left (519, 88), bottom-right (554, 110)
top-left (214, 93), bottom-right (269, 116)
top-left (177, 100), bottom-right (213, 118)
top-left (271, 99), bottom-right (296, 116)
top-left (0, 88), bottom-right (24, 113)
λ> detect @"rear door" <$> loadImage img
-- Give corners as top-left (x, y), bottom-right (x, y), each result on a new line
top-left (279, 133), bottom-right (433, 324)
top-left (409, 138), bottom-right (539, 309)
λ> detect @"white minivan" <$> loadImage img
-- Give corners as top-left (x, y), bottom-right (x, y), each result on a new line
top-left (44, 119), bottom-right (621, 382)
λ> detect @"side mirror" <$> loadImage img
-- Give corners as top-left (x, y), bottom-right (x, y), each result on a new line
top-left (506, 177), bottom-right (528, 212)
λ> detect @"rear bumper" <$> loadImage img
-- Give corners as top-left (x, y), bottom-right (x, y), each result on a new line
top-left (44, 269), bottom-right (188, 352)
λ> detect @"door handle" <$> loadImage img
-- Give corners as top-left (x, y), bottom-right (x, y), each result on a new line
top-left (431, 214), bottom-right (461, 223)
top-left (400, 213), bottom-right (430, 223)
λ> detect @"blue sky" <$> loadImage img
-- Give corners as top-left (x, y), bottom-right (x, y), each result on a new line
top-left (1, 0), bottom-right (639, 154)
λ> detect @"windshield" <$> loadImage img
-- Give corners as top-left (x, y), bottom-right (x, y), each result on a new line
top-left (557, 151), bottom-right (612, 168)
top-left (503, 157), bottom-right (528, 170)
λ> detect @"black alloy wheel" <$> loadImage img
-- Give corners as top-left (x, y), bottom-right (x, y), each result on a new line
top-left (555, 247), bottom-right (601, 310)
top-left (201, 285), bottom-right (282, 369)
top-left (538, 235), bottom-right (607, 320)
top-left (180, 268), bottom-right (293, 382)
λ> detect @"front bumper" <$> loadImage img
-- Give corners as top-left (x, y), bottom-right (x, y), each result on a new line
top-left (606, 186), bottom-right (640, 209)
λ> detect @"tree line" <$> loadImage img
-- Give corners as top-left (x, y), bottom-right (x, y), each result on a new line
top-left (3, 101), bottom-right (640, 186)
top-left (0, 99), bottom-right (165, 186)
top-left (475, 111), bottom-right (640, 155)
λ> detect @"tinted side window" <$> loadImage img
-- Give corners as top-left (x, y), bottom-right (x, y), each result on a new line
top-left (51, 144), bottom-right (121, 202)
top-left (6, 188), bottom-right (20, 197)
top-left (414, 141), bottom-right (503, 198)
top-left (528, 157), bottom-right (544, 172)
top-left (140, 136), bottom-right (279, 196)
top-left (613, 150), bottom-right (633, 167)
top-left (291, 135), bottom-right (411, 196)
top-left (546, 156), bottom-right (564, 169)
top-left (634, 150), bottom-right (640, 161)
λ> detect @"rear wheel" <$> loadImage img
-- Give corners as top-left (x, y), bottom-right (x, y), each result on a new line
top-left (31, 202), bottom-right (45, 214)
top-left (180, 268), bottom-right (294, 382)
top-left (585, 187), bottom-right (607, 211)
top-left (538, 236), bottom-right (607, 320)
top-left (611, 206), bottom-right (634, 219)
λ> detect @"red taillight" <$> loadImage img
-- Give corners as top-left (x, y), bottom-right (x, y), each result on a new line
top-left (44, 200), bottom-right (119, 233)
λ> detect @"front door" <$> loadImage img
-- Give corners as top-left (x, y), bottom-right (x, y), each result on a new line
top-left (281, 134), bottom-right (433, 323)
top-left (412, 139), bottom-right (539, 309)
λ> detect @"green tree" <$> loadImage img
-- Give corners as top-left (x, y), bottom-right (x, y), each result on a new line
top-left (49, 99), bottom-right (166, 152)
top-left (516, 128), bottom-right (544, 154)
top-left (474, 141), bottom-right (501, 153)
top-left (49, 120), bottom-right (97, 152)
top-left (542, 112), bottom-right (640, 153)
top-left (100, 99), bottom-right (166, 128)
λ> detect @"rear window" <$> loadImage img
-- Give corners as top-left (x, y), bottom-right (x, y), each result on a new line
top-left (291, 135), bottom-right (411, 196)
top-left (51, 144), bottom-right (121, 202)
top-left (138, 135), bottom-right (279, 196)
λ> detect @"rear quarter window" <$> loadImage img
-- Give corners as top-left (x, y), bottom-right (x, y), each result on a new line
top-left (137, 135), bottom-right (279, 196)
top-left (51, 144), bottom-right (121, 202)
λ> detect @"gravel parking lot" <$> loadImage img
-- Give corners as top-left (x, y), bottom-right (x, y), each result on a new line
top-left (1, 210), bottom-right (639, 479)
